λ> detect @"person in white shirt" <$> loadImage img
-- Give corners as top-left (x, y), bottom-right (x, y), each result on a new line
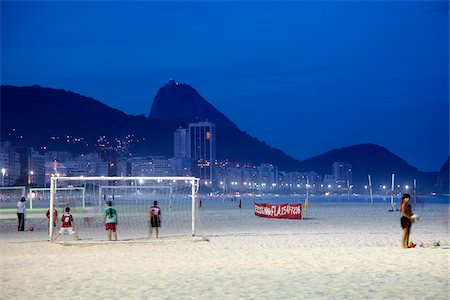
top-left (17, 196), bottom-right (26, 231)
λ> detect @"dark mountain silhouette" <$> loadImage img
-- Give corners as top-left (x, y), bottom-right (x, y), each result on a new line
top-left (1, 84), bottom-right (442, 191)
top-left (435, 158), bottom-right (449, 193)
top-left (1, 85), bottom-right (174, 156)
top-left (0, 85), bottom-right (300, 169)
top-left (149, 79), bottom-right (238, 129)
top-left (297, 144), bottom-right (438, 189)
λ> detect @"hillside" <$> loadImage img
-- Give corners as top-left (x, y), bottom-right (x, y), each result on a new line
top-left (150, 80), bottom-right (238, 129)
top-left (1, 85), bottom-right (174, 156)
top-left (298, 144), bottom-right (438, 189)
top-left (0, 85), bottom-right (300, 169)
top-left (0, 84), bottom-right (442, 190)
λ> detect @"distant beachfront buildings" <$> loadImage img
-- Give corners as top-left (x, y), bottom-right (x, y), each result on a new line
top-left (0, 123), bottom-right (355, 195)
top-left (188, 122), bottom-right (216, 183)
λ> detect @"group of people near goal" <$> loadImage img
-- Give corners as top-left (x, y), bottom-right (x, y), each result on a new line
top-left (47, 200), bottom-right (162, 241)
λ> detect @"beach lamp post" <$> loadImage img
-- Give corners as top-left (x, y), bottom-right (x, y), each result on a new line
top-left (1, 168), bottom-right (6, 187)
top-left (29, 170), bottom-right (34, 186)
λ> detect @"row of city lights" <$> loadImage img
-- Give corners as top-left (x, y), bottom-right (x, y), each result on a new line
top-left (0, 166), bottom-right (415, 192)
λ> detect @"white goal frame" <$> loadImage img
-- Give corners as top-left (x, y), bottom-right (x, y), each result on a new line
top-left (49, 176), bottom-right (200, 241)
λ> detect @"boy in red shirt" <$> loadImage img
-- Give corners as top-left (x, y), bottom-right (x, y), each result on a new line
top-left (54, 207), bottom-right (81, 240)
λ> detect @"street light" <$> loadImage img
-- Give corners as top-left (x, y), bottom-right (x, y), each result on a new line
top-left (1, 168), bottom-right (6, 187)
top-left (29, 170), bottom-right (34, 186)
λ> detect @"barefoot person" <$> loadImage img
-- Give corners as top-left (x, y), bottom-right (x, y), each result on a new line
top-left (103, 201), bottom-right (118, 241)
top-left (149, 200), bottom-right (161, 238)
top-left (400, 193), bottom-right (413, 248)
top-left (54, 207), bottom-right (81, 240)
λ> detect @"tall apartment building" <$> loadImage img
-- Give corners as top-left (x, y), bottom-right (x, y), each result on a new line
top-left (14, 147), bottom-right (45, 187)
top-left (332, 162), bottom-right (352, 185)
top-left (174, 128), bottom-right (189, 158)
top-left (188, 122), bottom-right (216, 182)
top-left (0, 142), bottom-right (20, 186)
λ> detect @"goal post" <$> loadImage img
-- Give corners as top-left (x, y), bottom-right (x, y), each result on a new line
top-left (49, 176), bottom-right (200, 241)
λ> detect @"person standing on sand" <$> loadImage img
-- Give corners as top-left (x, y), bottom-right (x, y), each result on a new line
top-left (46, 208), bottom-right (58, 234)
top-left (17, 196), bottom-right (26, 231)
top-left (54, 207), bottom-right (81, 240)
top-left (103, 201), bottom-right (118, 241)
top-left (400, 193), bottom-right (413, 248)
top-left (149, 200), bottom-right (161, 238)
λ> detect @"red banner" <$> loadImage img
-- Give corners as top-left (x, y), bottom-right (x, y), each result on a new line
top-left (254, 203), bottom-right (302, 219)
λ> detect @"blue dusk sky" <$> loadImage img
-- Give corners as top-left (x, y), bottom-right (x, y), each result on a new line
top-left (1, 1), bottom-right (448, 172)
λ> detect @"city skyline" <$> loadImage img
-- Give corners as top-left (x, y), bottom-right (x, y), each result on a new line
top-left (1, 1), bottom-right (448, 171)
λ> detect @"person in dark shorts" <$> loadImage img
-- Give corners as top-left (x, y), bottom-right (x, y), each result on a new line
top-left (103, 201), bottom-right (118, 241)
top-left (149, 200), bottom-right (161, 238)
top-left (400, 193), bottom-right (413, 248)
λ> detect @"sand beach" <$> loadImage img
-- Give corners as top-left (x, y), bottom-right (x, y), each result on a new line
top-left (0, 196), bottom-right (448, 299)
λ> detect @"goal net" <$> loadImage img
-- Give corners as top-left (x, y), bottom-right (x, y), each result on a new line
top-left (48, 176), bottom-right (199, 241)
top-left (29, 187), bottom-right (86, 210)
top-left (0, 186), bottom-right (26, 209)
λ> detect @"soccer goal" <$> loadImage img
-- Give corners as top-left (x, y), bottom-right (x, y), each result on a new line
top-left (48, 176), bottom-right (200, 241)
top-left (0, 186), bottom-right (26, 209)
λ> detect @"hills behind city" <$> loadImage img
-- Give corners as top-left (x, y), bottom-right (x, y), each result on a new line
top-left (1, 83), bottom-right (448, 192)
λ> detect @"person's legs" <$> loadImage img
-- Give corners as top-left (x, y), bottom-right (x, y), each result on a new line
top-left (54, 228), bottom-right (64, 240)
top-left (17, 213), bottom-right (24, 231)
top-left (107, 229), bottom-right (112, 241)
top-left (113, 228), bottom-right (117, 241)
top-left (155, 227), bottom-right (159, 238)
top-left (21, 213), bottom-right (25, 231)
top-left (405, 226), bottom-right (411, 247)
top-left (402, 228), bottom-right (408, 248)
top-left (71, 229), bottom-right (81, 240)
